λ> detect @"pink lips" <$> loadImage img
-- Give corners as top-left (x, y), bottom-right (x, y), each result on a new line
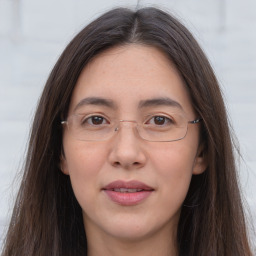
top-left (103, 180), bottom-right (154, 206)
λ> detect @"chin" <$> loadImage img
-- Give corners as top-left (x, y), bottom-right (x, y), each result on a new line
top-left (108, 225), bottom-right (154, 242)
top-left (102, 215), bottom-right (172, 242)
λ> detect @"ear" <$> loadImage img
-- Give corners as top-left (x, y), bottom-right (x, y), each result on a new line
top-left (192, 143), bottom-right (208, 175)
top-left (60, 153), bottom-right (70, 175)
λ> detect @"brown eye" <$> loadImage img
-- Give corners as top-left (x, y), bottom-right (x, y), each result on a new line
top-left (146, 116), bottom-right (173, 126)
top-left (82, 116), bottom-right (108, 126)
top-left (91, 116), bottom-right (104, 125)
top-left (154, 116), bottom-right (166, 125)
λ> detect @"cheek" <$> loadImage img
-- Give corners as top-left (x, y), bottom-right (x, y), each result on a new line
top-left (63, 141), bottom-right (108, 196)
top-left (65, 141), bottom-right (106, 172)
top-left (151, 142), bottom-right (196, 175)
top-left (150, 143), bottom-right (196, 201)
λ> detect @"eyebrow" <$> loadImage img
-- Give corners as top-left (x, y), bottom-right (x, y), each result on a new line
top-left (138, 97), bottom-right (183, 110)
top-left (73, 96), bottom-right (183, 112)
top-left (74, 97), bottom-right (117, 111)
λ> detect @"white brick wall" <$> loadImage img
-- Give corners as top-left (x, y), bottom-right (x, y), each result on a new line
top-left (0, 0), bottom-right (255, 248)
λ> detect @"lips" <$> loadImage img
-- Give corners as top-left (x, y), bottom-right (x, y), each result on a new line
top-left (103, 180), bottom-right (154, 206)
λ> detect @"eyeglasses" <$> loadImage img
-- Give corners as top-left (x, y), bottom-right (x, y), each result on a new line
top-left (61, 113), bottom-right (202, 142)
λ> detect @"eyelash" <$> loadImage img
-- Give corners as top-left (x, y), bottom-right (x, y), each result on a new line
top-left (81, 115), bottom-right (109, 125)
top-left (145, 115), bottom-right (174, 126)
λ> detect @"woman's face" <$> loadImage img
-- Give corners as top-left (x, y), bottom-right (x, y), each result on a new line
top-left (61, 45), bottom-right (206, 243)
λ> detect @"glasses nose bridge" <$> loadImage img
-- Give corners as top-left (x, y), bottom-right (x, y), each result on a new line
top-left (114, 119), bottom-right (138, 133)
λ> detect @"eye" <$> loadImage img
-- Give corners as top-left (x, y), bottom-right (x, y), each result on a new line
top-left (82, 115), bottom-right (109, 126)
top-left (146, 115), bottom-right (174, 126)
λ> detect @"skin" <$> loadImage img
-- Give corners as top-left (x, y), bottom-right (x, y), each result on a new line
top-left (61, 44), bottom-right (207, 256)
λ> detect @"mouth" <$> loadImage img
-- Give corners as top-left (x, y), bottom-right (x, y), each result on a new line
top-left (110, 188), bottom-right (145, 193)
top-left (102, 180), bottom-right (154, 206)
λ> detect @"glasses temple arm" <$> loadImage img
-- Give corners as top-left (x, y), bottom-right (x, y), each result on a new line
top-left (188, 118), bottom-right (202, 124)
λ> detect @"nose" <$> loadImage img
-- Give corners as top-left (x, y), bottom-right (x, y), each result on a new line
top-left (108, 121), bottom-right (147, 170)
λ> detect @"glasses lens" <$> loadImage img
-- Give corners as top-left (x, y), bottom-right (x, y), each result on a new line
top-left (138, 114), bottom-right (188, 142)
top-left (68, 114), bottom-right (113, 141)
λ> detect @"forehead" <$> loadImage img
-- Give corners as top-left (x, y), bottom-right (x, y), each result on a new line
top-left (68, 44), bottom-right (195, 116)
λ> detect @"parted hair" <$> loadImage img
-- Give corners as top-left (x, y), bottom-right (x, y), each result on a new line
top-left (1, 7), bottom-right (253, 256)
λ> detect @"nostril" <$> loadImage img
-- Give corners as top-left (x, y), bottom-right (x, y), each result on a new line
top-left (113, 161), bottom-right (121, 167)
top-left (112, 161), bottom-right (141, 168)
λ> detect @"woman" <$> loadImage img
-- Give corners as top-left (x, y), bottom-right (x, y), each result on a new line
top-left (1, 7), bottom-right (253, 256)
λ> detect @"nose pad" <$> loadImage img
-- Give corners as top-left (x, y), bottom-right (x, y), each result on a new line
top-left (114, 120), bottom-right (139, 137)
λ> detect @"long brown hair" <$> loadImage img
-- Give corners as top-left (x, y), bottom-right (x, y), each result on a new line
top-left (1, 7), bottom-right (253, 256)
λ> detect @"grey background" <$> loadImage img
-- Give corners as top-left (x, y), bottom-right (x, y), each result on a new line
top-left (0, 0), bottom-right (255, 250)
